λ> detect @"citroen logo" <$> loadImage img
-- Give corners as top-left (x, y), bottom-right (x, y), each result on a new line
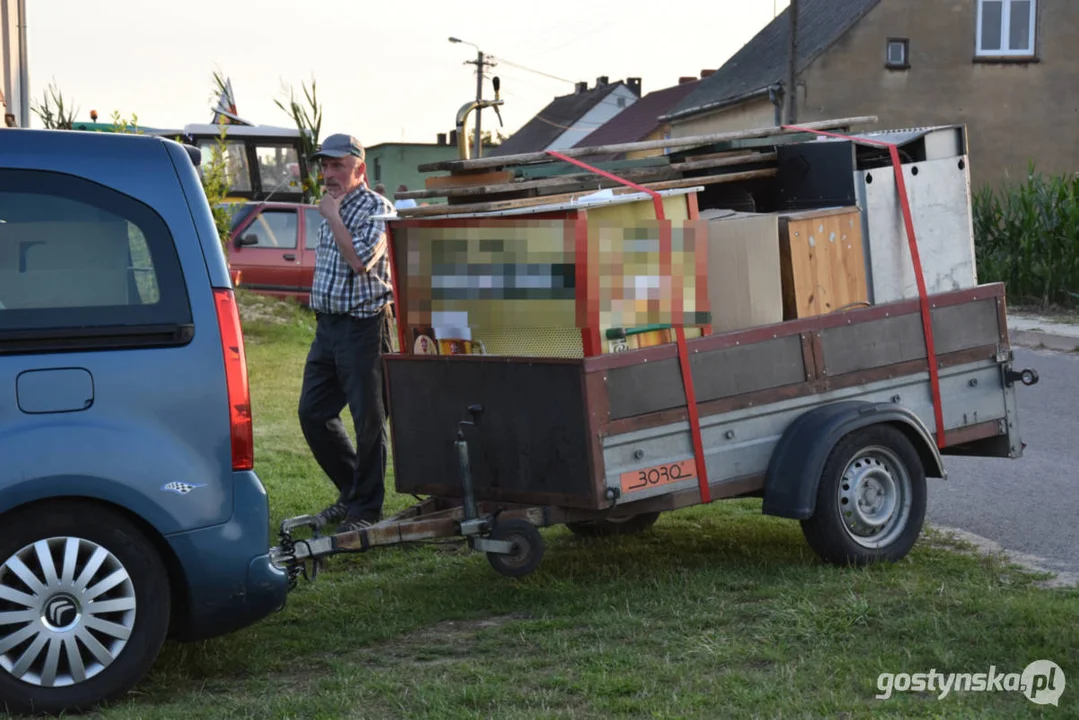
top-left (42, 595), bottom-right (80, 631)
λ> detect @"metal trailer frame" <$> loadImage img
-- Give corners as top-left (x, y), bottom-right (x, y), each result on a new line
top-left (270, 282), bottom-right (1040, 585)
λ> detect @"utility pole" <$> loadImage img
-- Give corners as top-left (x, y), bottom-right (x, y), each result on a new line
top-left (464, 50), bottom-right (496, 158)
top-left (472, 50), bottom-right (484, 159)
top-left (451, 37), bottom-right (496, 159)
top-left (785, 0), bottom-right (800, 124)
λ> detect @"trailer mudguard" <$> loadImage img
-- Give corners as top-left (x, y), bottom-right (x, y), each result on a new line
top-left (762, 400), bottom-right (945, 520)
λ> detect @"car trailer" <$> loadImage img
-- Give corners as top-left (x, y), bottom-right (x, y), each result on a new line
top-left (270, 282), bottom-right (1039, 585)
top-left (269, 119), bottom-right (1040, 586)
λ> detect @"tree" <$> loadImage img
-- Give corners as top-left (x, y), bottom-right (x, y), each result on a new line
top-left (471, 129), bottom-right (507, 149)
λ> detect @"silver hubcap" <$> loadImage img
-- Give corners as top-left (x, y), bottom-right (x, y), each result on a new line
top-left (837, 446), bottom-right (912, 549)
top-left (0, 537), bottom-right (136, 687)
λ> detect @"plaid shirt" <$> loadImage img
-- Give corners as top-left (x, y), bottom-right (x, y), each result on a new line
top-left (310, 185), bottom-right (395, 317)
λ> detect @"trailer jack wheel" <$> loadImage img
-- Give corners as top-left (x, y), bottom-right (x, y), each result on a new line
top-left (484, 519), bottom-right (544, 578)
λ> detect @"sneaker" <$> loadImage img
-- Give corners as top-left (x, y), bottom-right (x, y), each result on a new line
top-left (315, 501), bottom-right (348, 529)
top-left (336, 517), bottom-right (373, 534)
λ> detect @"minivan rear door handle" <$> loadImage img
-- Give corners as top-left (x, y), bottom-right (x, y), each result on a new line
top-left (283, 253), bottom-right (297, 261)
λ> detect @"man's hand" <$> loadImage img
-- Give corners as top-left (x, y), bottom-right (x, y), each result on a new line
top-left (319, 193), bottom-right (342, 221)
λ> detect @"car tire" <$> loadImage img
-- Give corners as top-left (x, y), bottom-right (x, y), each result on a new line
top-left (0, 501), bottom-right (171, 716)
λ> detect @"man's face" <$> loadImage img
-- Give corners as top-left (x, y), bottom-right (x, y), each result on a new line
top-left (320, 155), bottom-right (365, 198)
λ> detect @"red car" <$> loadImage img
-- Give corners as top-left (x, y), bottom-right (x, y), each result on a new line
top-left (227, 201), bottom-right (321, 304)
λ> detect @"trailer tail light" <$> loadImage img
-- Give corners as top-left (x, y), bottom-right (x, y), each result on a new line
top-left (214, 288), bottom-right (254, 470)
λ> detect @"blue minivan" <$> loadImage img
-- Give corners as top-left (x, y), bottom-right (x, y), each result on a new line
top-left (0, 129), bottom-right (289, 715)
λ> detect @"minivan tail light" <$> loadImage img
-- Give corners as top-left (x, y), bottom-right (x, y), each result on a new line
top-left (213, 288), bottom-right (254, 471)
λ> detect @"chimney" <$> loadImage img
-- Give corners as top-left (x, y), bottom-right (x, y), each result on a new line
top-left (626, 77), bottom-right (642, 96)
top-left (679, 76), bottom-right (696, 85)
top-left (575, 81), bottom-right (588, 94)
top-left (437, 132), bottom-right (447, 145)
top-left (596, 75), bottom-right (609, 87)
top-left (449, 129), bottom-right (458, 146)
top-left (701, 69), bottom-right (716, 78)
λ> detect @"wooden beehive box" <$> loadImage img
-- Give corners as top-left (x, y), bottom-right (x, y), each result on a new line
top-left (385, 189), bottom-right (711, 359)
top-left (777, 206), bottom-right (869, 319)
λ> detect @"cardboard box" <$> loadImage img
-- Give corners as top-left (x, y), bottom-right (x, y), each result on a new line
top-left (700, 209), bottom-right (785, 333)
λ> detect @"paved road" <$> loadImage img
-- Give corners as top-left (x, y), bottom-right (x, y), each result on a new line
top-left (927, 347), bottom-right (1079, 583)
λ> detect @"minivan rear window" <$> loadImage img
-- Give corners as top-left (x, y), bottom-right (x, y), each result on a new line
top-left (0, 170), bottom-right (192, 352)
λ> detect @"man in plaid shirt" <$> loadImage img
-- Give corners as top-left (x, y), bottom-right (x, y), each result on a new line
top-left (299, 133), bottom-right (395, 534)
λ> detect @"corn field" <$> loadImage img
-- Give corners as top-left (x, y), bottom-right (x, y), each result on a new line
top-left (973, 166), bottom-right (1079, 308)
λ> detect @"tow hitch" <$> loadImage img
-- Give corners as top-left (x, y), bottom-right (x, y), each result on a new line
top-left (270, 403), bottom-right (548, 589)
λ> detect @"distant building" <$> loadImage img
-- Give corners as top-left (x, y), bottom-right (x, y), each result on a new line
top-left (365, 135), bottom-right (463, 205)
top-left (659, 0), bottom-right (1078, 189)
top-left (490, 77), bottom-right (643, 156)
top-left (573, 74), bottom-right (708, 161)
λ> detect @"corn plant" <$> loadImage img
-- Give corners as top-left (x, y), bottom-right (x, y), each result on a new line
top-left (201, 121), bottom-right (234, 255)
top-left (973, 164), bottom-right (1079, 308)
top-left (275, 77), bottom-right (322, 202)
top-left (31, 82), bottom-right (78, 129)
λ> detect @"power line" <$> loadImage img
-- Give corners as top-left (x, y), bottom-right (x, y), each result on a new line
top-left (487, 56), bottom-right (576, 85)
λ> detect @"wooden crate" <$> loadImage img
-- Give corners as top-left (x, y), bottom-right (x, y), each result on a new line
top-left (778, 207), bottom-right (869, 319)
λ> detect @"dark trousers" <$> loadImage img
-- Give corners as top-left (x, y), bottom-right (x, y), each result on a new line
top-left (298, 307), bottom-right (392, 523)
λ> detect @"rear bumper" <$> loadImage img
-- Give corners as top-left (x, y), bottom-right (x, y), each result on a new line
top-left (165, 470), bottom-right (289, 641)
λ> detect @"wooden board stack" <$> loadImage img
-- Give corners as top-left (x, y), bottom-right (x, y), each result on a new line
top-left (392, 116), bottom-right (878, 217)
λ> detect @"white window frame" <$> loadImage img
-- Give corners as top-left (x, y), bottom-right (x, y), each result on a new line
top-left (976, 0), bottom-right (1037, 57)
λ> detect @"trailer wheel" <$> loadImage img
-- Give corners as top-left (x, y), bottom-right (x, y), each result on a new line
top-left (801, 424), bottom-right (926, 566)
top-left (565, 512), bottom-right (661, 538)
top-left (485, 519), bottom-right (544, 578)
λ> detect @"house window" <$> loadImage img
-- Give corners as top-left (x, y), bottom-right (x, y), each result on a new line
top-left (886, 38), bottom-right (909, 68)
top-left (976, 0), bottom-right (1036, 57)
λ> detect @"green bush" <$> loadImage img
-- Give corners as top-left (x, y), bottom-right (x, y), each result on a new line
top-left (973, 164), bottom-right (1079, 308)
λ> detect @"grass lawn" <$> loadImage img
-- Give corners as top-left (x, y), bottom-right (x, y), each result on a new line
top-left (54, 292), bottom-right (1079, 719)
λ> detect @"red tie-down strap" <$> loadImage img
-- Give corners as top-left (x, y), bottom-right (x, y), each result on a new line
top-left (545, 150), bottom-right (712, 503)
top-left (780, 126), bottom-right (947, 449)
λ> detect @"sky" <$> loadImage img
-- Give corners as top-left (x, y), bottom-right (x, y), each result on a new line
top-left (26, 0), bottom-right (791, 146)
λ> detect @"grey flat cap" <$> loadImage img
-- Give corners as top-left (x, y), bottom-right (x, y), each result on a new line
top-left (310, 133), bottom-right (365, 161)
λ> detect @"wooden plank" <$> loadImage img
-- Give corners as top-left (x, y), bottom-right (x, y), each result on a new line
top-left (605, 336), bottom-right (806, 420)
top-left (394, 169), bottom-right (777, 218)
top-left (674, 149), bottom-right (757, 163)
top-left (820, 300), bottom-right (1001, 377)
top-left (622, 169), bottom-right (776, 193)
top-left (399, 152), bottom-right (776, 200)
top-left (402, 166), bottom-right (679, 200)
top-left (667, 133), bottom-right (819, 161)
top-left (416, 116), bottom-right (879, 173)
top-left (672, 151), bottom-right (777, 172)
top-left (423, 170), bottom-right (514, 191)
top-left (516, 156), bottom-right (672, 180)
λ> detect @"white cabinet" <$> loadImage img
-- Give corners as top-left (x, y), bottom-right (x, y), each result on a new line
top-left (854, 155), bottom-right (978, 305)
